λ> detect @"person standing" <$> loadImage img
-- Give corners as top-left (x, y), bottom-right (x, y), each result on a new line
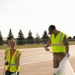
top-left (4, 39), bottom-right (21, 75)
top-left (44, 25), bottom-right (69, 75)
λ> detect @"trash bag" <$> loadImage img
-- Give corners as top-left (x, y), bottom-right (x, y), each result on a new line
top-left (11, 72), bottom-right (17, 75)
top-left (56, 56), bottom-right (75, 75)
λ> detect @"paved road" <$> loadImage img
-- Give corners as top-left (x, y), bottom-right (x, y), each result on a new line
top-left (0, 45), bottom-right (75, 75)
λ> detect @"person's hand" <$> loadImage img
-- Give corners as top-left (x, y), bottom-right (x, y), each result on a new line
top-left (5, 60), bottom-right (8, 65)
top-left (44, 46), bottom-right (49, 51)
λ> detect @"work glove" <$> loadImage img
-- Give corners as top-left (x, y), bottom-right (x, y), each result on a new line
top-left (44, 46), bottom-right (49, 51)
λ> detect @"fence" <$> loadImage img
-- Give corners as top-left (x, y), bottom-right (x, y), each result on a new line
top-left (1, 39), bottom-right (49, 45)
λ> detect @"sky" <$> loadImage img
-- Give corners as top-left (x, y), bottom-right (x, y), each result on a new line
top-left (0, 0), bottom-right (75, 38)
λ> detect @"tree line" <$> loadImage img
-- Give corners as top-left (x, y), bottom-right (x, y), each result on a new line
top-left (0, 29), bottom-right (75, 45)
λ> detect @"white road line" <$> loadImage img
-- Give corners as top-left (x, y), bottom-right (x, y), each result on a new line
top-left (0, 58), bottom-right (52, 69)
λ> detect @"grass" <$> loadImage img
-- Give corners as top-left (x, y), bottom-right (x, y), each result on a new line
top-left (15, 44), bottom-right (46, 49)
top-left (0, 41), bottom-right (75, 50)
top-left (68, 41), bottom-right (75, 45)
top-left (0, 44), bottom-right (46, 50)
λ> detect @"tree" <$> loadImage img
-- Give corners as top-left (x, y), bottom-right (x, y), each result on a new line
top-left (0, 31), bottom-right (3, 45)
top-left (42, 30), bottom-right (49, 39)
top-left (73, 36), bottom-right (75, 41)
top-left (35, 33), bottom-right (40, 44)
top-left (73, 36), bottom-right (75, 39)
top-left (68, 36), bottom-right (72, 41)
top-left (7, 29), bottom-right (14, 40)
top-left (42, 30), bottom-right (49, 44)
top-left (35, 33), bottom-right (40, 39)
top-left (16, 29), bottom-right (25, 45)
top-left (27, 30), bottom-right (34, 44)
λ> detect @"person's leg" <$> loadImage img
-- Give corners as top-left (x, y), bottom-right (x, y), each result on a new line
top-left (5, 71), bottom-right (11, 75)
top-left (53, 54), bottom-right (59, 75)
top-left (53, 53), bottom-right (65, 75)
top-left (59, 53), bottom-right (65, 62)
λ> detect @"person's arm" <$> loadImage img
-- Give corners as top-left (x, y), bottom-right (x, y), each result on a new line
top-left (63, 35), bottom-right (69, 56)
top-left (4, 49), bottom-right (8, 65)
top-left (16, 53), bottom-right (21, 71)
top-left (46, 40), bottom-right (51, 47)
top-left (44, 39), bottom-right (51, 51)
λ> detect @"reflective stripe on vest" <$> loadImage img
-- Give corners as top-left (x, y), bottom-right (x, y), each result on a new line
top-left (52, 44), bottom-right (64, 46)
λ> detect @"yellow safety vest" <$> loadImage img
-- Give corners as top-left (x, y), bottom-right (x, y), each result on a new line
top-left (51, 32), bottom-right (66, 53)
top-left (5, 49), bottom-right (21, 72)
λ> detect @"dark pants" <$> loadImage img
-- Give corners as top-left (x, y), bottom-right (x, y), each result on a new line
top-left (5, 71), bottom-right (19, 75)
top-left (53, 52), bottom-right (65, 68)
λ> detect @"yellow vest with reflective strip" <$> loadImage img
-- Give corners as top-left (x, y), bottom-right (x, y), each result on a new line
top-left (51, 32), bottom-right (66, 53)
top-left (5, 49), bottom-right (21, 72)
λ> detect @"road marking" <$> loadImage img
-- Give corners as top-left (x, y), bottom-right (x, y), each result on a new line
top-left (0, 58), bottom-right (52, 69)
